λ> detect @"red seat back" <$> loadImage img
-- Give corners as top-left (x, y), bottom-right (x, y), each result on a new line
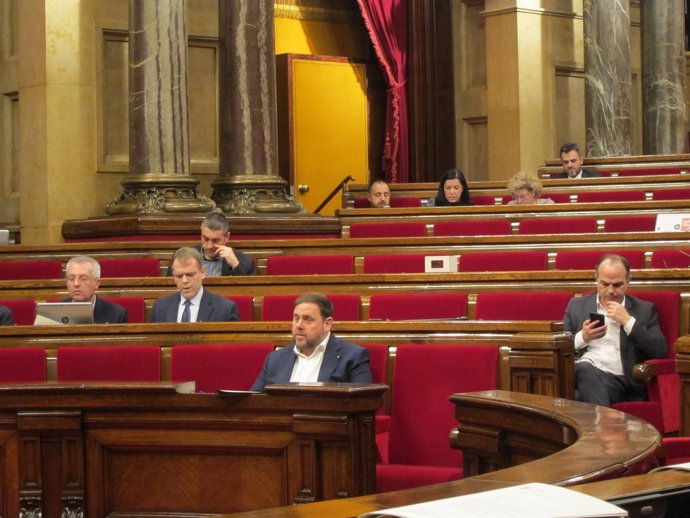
top-left (627, 291), bottom-right (679, 356)
top-left (57, 346), bottom-right (161, 382)
top-left (555, 250), bottom-right (646, 271)
top-left (0, 260), bottom-right (62, 280)
top-left (104, 297), bottom-right (145, 323)
top-left (543, 192), bottom-right (571, 203)
top-left (650, 250), bottom-right (690, 269)
top-left (603, 215), bottom-right (657, 233)
top-left (0, 348), bottom-right (46, 382)
top-left (262, 294), bottom-right (361, 321)
top-left (577, 190), bottom-right (646, 203)
top-left (470, 195), bottom-right (496, 206)
top-left (170, 343), bottom-right (274, 392)
top-left (458, 251), bottom-right (547, 272)
top-left (390, 197), bottom-right (421, 208)
top-left (225, 295), bottom-right (254, 321)
top-left (0, 299), bottom-right (37, 325)
top-left (348, 222), bottom-right (427, 238)
top-left (353, 198), bottom-right (370, 208)
top-left (433, 219), bottom-right (511, 237)
top-left (617, 167), bottom-right (682, 176)
top-left (369, 293), bottom-right (468, 321)
top-left (474, 291), bottom-right (573, 321)
top-left (388, 344), bottom-right (499, 467)
top-left (266, 255), bottom-right (354, 275)
top-left (362, 254), bottom-right (428, 274)
top-left (651, 188), bottom-right (690, 201)
top-left (99, 258), bottom-right (161, 277)
top-left (519, 217), bottom-right (597, 234)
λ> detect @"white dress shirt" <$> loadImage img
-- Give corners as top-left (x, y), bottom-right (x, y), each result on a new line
top-left (290, 332), bottom-right (330, 383)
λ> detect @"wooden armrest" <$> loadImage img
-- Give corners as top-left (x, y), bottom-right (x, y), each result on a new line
top-left (631, 362), bottom-right (658, 384)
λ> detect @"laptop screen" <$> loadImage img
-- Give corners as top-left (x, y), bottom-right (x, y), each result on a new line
top-left (34, 302), bottom-right (94, 325)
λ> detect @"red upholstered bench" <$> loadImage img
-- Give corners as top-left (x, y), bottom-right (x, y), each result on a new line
top-left (266, 255), bottom-right (354, 275)
top-left (617, 167), bottom-right (683, 176)
top-left (433, 219), bottom-right (511, 237)
top-left (56, 346), bottom-right (161, 382)
top-left (0, 348), bottom-right (46, 382)
top-left (170, 343), bottom-right (274, 392)
top-left (99, 257), bottom-right (161, 277)
top-left (576, 190), bottom-right (646, 203)
top-left (650, 249), bottom-right (690, 269)
top-left (262, 294), bottom-right (361, 321)
top-left (369, 292), bottom-right (468, 321)
top-left (554, 250), bottom-right (646, 270)
top-left (474, 291), bottom-right (572, 321)
top-left (0, 299), bottom-right (37, 325)
top-left (104, 297), bottom-right (146, 323)
top-left (0, 260), bottom-right (62, 280)
top-left (225, 295), bottom-right (254, 321)
top-left (519, 217), bottom-right (598, 234)
top-left (348, 222), bottom-right (427, 238)
top-left (362, 254), bottom-right (428, 274)
top-left (603, 215), bottom-right (657, 232)
top-left (458, 251), bottom-right (548, 272)
top-left (652, 188), bottom-right (690, 201)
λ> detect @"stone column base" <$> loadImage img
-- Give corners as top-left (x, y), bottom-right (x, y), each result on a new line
top-left (212, 175), bottom-right (305, 214)
top-left (105, 175), bottom-right (216, 215)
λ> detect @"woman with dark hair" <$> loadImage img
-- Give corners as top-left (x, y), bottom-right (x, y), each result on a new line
top-left (429, 168), bottom-right (472, 206)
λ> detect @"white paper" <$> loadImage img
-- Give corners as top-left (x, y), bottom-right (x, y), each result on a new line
top-left (358, 483), bottom-right (627, 518)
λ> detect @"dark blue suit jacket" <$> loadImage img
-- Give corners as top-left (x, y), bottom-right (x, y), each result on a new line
top-left (0, 305), bottom-right (13, 325)
top-left (150, 289), bottom-right (239, 322)
top-left (251, 335), bottom-right (372, 391)
top-left (563, 292), bottom-right (668, 396)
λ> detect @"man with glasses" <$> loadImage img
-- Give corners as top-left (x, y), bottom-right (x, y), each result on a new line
top-left (152, 247), bottom-right (239, 322)
top-left (65, 255), bottom-right (128, 323)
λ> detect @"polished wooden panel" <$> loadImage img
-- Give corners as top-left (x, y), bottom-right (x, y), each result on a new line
top-left (673, 335), bottom-right (690, 435)
top-left (221, 391), bottom-right (662, 518)
top-left (0, 382), bottom-right (385, 517)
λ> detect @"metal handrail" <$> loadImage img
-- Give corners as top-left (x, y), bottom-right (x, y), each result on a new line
top-left (313, 175), bottom-right (356, 214)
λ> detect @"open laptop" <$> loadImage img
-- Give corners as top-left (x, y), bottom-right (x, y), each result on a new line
top-left (655, 213), bottom-right (690, 232)
top-left (34, 302), bottom-right (94, 325)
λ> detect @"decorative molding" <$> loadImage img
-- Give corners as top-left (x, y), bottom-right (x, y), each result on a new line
top-left (274, 0), bottom-right (360, 24)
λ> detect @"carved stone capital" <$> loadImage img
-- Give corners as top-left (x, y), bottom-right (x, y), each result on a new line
top-left (61, 496), bottom-right (84, 518)
top-left (19, 496), bottom-right (42, 518)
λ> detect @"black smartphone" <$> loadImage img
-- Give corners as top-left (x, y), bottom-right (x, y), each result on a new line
top-left (589, 312), bottom-right (605, 327)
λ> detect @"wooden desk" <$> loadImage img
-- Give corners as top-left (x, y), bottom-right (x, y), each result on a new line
top-left (672, 335), bottom-right (690, 435)
top-left (222, 390), bottom-right (662, 518)
top-left (0, 382), bottom-right (385, 517)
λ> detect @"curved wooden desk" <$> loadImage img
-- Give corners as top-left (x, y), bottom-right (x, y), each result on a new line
top-left (223, 391), bottom-right (661, 518)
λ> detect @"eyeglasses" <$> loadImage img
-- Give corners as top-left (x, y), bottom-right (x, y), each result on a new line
top-left (172, 270), bottom-right (200, 280)
top-left (66, 275), bottom-right (97, 283)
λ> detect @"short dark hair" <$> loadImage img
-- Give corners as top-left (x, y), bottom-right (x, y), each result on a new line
top-left (559, 143), bottom-right (581, 156)
top-left (201, 211), bottom-right (229, 233)
top-left (294, 292), bottom-right (334, 319)
top-left (367, 178), bottom-right (389, 194)
top-left (596, 253), bottom-right (631, 281)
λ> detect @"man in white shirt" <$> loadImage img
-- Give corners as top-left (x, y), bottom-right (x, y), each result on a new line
top-left (251, 293), bottom-right (372, 391)
top-left (563, 254), bottom-right (667, 406)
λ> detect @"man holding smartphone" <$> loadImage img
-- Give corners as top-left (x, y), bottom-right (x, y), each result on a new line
top-left (563, 254), bottom-right (667, 406)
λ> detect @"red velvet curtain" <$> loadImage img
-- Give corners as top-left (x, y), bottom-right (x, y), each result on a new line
top-left (356, 0), bottom-right (408, 183)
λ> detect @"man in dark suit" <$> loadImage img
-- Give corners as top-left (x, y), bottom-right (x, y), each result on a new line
top-left (166, 212), bottom-right (255, 277)
top-left (551, 142), bottom-right (602, 179)
top-left (251, 293), bottom-right (371, 391)
top-left (65, 256), bottom-right (128, 324)
top-left (152, 247), bottom-right (239, 323)
top-left (0, 305), bottom-right (13, 325)
top-left (563, 254), bottom-right (667, 406)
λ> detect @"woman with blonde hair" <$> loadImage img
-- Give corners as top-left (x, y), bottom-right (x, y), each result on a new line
top-left (506, 171), bottom-right (555, 205)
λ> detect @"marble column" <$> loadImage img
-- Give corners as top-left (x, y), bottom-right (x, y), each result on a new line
top-left (583, 0), bottom-right (633, 157)
top-left (211, 0), bottom-right (303, 214)
top-left (106, 0), bottom-right (214, 214)
top-left (641, 0), bottom-right (686, 154)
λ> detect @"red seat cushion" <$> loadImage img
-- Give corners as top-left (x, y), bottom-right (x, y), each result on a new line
top-left (57, 346), bottom-right (161, 382)
top-left (577, 190), bottom-right (646, 203)
top-left (225, 295), bottom-right (253, 321)
top-left (519, 217), bottom-right (597, 234)
top-left (369, 293), bottom-right (467, 320)
top-left (0, 299), bottom-right (37, 325)
top-left (433, 219), bottom-right (511, 237)
top-left (474, 291), bottom-right (573, 321)
top-left (99, 258), bottom-right (161, 277)
top-left (362, 254), bottom-right (428, 274)
top-left (266, 255), bottom-right (354, 275)
top-left (650, 249), bottom-right (690, 269)
top-left (0, 260), bottom-right (63, 280)
top-left (170, 343), bottom-right (274, 392)
top-left (262, 294), bottom-right (361, 321)
top-left (348, 222), bottom-right (427, 238)
top-left (555, 250), bottom-right (646, 270)
top-left (104, 297), bottom-right (145, 323)
top-left (458, 251), bottom-right (547, 272)
top-left (652, 188), bottom-right (690, 201)
top-left (603, 215), bottom-right (657, 232)
top-left (0, 348), bottom-right (46, 382)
